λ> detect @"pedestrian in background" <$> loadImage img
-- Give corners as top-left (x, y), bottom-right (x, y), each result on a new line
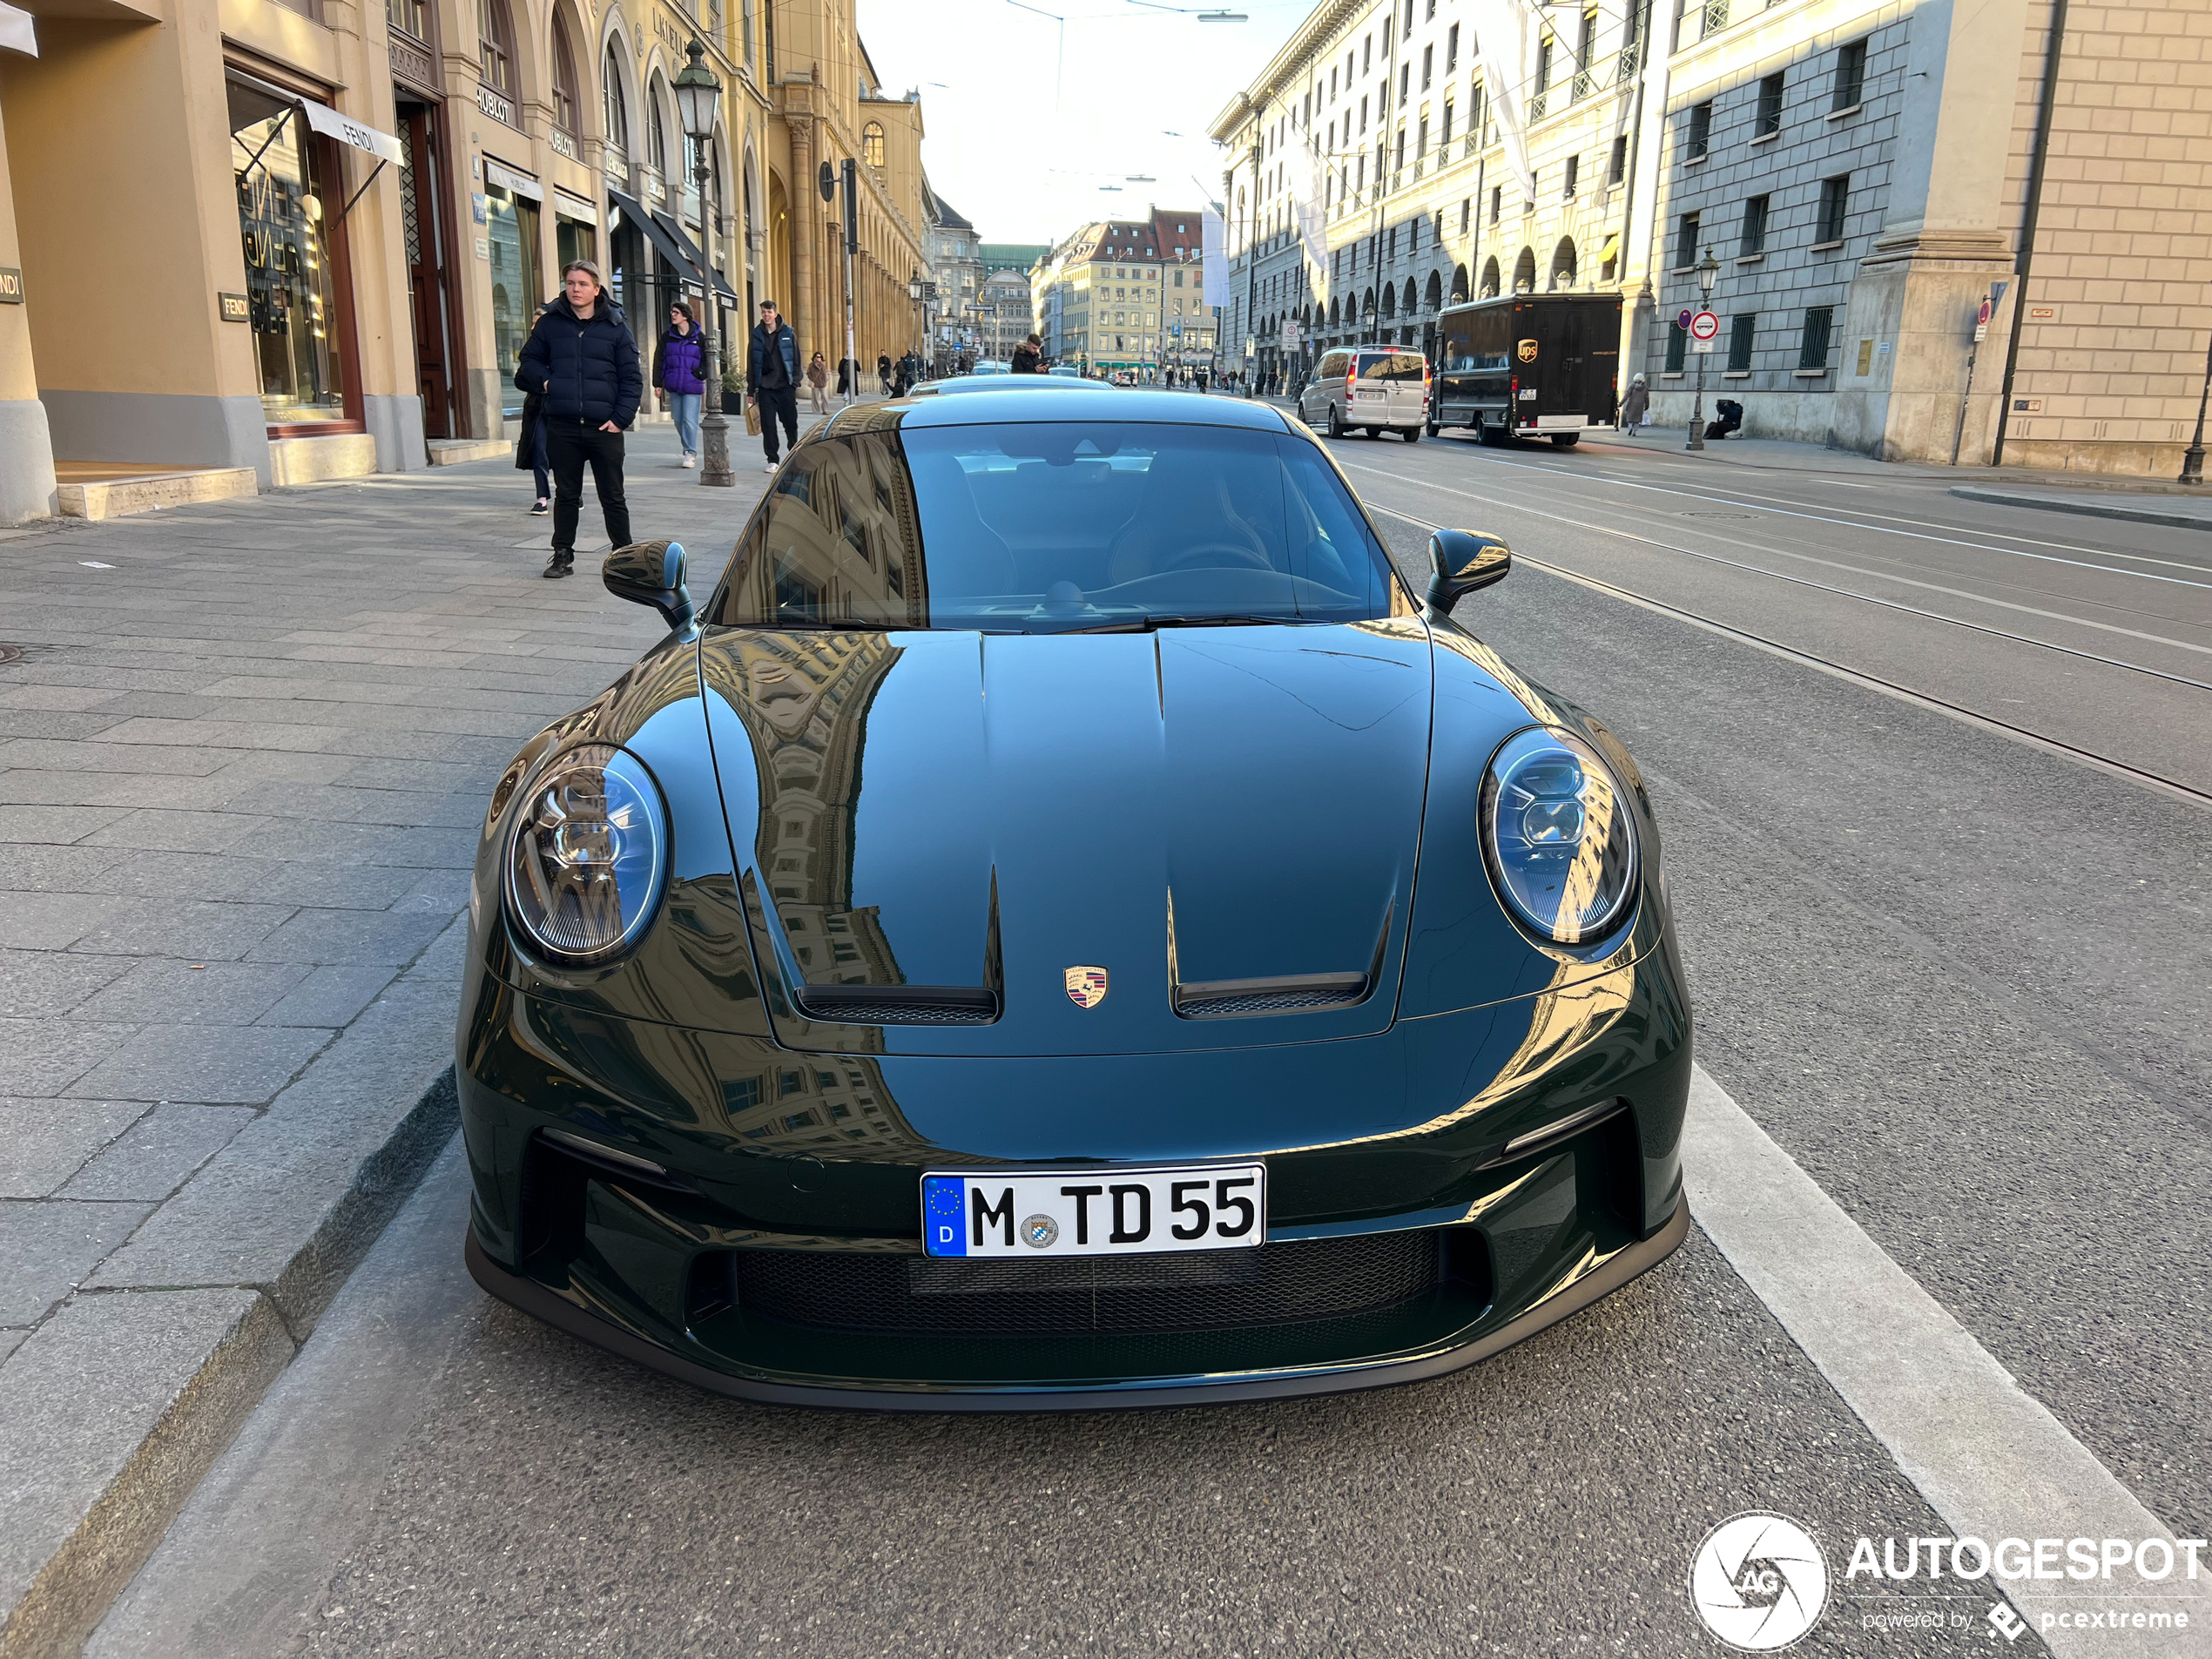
top-left (877, 352), bottom-right (893, 394)
top-left (1620, 374), bottom-right (1649, 436)
top-left (746, 298), bottom-right (800, 474)
top-left (652, 299), bottom-right (705, 469)
top-left (516, 260), bottom-right (638, 579)
top-left (516, 381), bottom-right (550, 515)
top-left (806, 351), bottom-right (830, 414)
top-left (835, 355), bottom-right (853, 396)
top-left (1011, 334), bottom-right (1042, 374)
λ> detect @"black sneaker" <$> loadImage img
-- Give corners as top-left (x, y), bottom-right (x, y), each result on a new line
top-left (543, 549), bottom-right (574, 579)
top-left (529, 498), bottom-right (550, 515)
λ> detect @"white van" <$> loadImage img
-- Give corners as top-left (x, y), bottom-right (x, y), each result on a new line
top-left (1299, 347), bottom-right (1430, 442)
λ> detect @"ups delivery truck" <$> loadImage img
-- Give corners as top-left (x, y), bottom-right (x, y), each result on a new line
top-left (1429, 293), bottom-right (1622, 447)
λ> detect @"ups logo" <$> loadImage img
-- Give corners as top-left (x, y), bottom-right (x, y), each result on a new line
top-left (1516, 338), bottom-right (1539, 363)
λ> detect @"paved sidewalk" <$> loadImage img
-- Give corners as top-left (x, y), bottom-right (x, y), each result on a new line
top-left (0, 421), bottom-right (775, 1654)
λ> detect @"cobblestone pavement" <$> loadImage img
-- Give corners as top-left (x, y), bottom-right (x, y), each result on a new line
top-left (0, 419), bottom-right (777, 1650)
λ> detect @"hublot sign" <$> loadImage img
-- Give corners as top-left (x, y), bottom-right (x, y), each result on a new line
top-left (475, 82), bottom-right (518, 129)
top-left (550, 127), bottom-right (577, 160)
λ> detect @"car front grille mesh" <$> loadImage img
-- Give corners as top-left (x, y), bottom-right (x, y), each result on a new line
top-left (1176, 986), bottom-right (1366, 1016)
top-left (730, 1231), bottom-right (1442, 1336)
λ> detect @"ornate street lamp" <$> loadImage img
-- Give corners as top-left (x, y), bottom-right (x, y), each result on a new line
top-left (673, 39), bottom-right (732, 487)
top-left (1686, 246), bottom-right (1720, 454)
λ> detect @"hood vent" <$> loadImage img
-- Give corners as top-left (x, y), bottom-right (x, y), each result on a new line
top-left (1174, 973), bottom-right (1369, 1020)
top-left (790, 985), bottom-right (1000, 1025)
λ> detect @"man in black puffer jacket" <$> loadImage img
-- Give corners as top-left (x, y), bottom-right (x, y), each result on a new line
top-left (516, 261), bottom-right (642, 578)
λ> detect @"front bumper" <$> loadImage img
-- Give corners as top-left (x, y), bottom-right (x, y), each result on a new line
top-left (458, 935), bottom-right (1691, 1408)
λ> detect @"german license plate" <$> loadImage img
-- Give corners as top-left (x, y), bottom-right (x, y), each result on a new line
top-left (921, 1163), bottom-right (1266, 1258)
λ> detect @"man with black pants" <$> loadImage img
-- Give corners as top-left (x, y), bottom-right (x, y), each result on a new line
top-left (515, 260), bottom-right (641, 577)
top-left (746, 300), bottom-right (800, 473)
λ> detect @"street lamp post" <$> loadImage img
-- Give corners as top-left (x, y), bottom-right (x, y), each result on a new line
top-left (672, 39), bottom-right (732, 488)
top-left (1686, 246), bottom-right (1718, 454)
top-left (2182, 320), bottom-right (2212, 485)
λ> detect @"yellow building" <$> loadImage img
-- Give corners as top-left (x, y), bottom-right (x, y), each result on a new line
top-left (0, 0), bottom-right (931, 523)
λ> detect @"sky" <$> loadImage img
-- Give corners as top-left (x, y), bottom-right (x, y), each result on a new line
top-left (853, 0), bottom-right (1317, 247)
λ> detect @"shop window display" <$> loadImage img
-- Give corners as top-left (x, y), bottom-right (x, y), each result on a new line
top-left (228, 77), bottom-right (349, 425)
top-left (485, 182), bottom-right (543, 419)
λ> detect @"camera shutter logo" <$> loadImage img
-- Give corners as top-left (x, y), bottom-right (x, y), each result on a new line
top-left (1689, 1513), bottom-right (1830, 1650)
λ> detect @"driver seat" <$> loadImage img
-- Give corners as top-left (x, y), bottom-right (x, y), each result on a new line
top-left (1103, 458), bottom-right (1272, 587)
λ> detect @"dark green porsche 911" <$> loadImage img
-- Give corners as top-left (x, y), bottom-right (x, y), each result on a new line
top-left (458, 388), bottom-right (1690, 1409)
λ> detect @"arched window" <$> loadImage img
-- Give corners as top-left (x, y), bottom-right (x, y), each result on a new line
top-left (477, 0), bottom-right (515, 93)
top-left (1512, 246), bottom-right (1536, 293)
top-left (1401, 278), bottom-right (1418, 314)
top-left (1379, 282), bottom-right (1396, 319)
top-left (1550, 237), bottom-right (1576, 290)
top-left (1451, 262), bottom-right (1469, 303)
top-left (862, 122), bottom-right (886, 167)
top-left (604, 42), bottom-right (629, 152)
top-left (649, 79), bottom-right (670, 176)
top-left (1425, 270), bottom-right (1443, 311)
top-left (551, 18), bottom-right (581, 140)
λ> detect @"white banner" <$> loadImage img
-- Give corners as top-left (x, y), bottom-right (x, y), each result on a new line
top-left (299, 97), bottom-right (407, 166)
top-left (1468, 0), bottom-right (1539, 201)
top-left (1202, 209), bottom-right (1227, 309)
top-left (1283, 134), bottom-right (1327, 279)
top-left (0, 2), bottom-right (37, 57)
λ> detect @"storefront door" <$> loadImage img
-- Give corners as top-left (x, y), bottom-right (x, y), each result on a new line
top-left (484, 180), bottom-right (542, 421)
top-left (397, 101), bottom-right (460, 438)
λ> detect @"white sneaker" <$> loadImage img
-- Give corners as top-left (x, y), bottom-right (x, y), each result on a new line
top-left (763, 461), bottom-right (778, 474)
top-left (680, 455), bottom-right (696, 469)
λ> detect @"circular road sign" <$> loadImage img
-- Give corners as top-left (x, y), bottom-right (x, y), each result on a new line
top-left (1689, 310), bottom-right (1721, 342)
top-left (1678, 309), bottom-right (1694, 330)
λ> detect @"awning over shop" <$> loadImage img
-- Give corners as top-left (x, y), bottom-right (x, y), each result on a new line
top-left (608, 188), bottom-right (701, 287)
top-left (0, 3), bottom-right (38, 57)
top-left (655, 211), bottom-right (740, 304)
top-left (1598, 233), bottom-right (1621, 265)
top-left (297, 96), bottom-right (405, 165)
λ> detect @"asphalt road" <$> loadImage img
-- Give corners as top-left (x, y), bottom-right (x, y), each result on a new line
top-left (91, 423), bottom-right (2209, 1658)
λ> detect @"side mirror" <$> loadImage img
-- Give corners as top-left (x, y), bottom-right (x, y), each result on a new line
top-left (1426, 529), bottom-right (1511, 614)
top-left (604, 539), bottom-right (695, 634)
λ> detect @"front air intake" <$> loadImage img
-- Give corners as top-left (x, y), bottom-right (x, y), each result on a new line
top-left (1173, 972), bottom-right (1368, 1020)
top-left (791, 984), bottom-right (1000, 1025)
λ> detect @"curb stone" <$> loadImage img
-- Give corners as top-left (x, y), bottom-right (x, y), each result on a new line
top-left (1947, 484), bottom-right (2212, 532)
top-left (0, 1055), bottom-right (460, 1659)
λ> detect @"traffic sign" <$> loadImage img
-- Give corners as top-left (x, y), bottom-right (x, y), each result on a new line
top-left (1677, 309), bottom-right (1693, 330)
top-left (1689, 310), bottom-right (1720, 342)
top-left (1974, 296), bottom-right (1993, 343)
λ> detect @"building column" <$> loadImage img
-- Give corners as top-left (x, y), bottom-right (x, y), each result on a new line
top-left (0, 51), bottom-right (57, 522)
top-left (783, 110), bottom-right (815, 361)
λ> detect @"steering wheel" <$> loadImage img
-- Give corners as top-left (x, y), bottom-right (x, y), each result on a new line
top-left (1155, 541), bottom-right (1276, 574)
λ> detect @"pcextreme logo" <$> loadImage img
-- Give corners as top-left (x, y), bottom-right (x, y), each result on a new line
top-left (1690, 1514), bottom-right (1831, 1650)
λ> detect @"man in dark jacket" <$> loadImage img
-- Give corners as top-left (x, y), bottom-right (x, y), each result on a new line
top-left (1011, 334), bottom-right (1042, 374)
top-left (745, 300), bottom-right (800, 472)
top-left (515, 261), bottom-right (641, 577)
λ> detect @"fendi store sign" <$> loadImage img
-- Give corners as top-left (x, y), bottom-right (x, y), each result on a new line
top-left (0, 266), bottom-right (22, 304)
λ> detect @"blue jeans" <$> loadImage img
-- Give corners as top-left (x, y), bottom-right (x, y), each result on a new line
top-left (666, 392), bottom-right (702, 456)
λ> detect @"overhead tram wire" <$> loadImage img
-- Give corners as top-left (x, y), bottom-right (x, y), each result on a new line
top-left (1370, 503), bottom-right (2212, 813)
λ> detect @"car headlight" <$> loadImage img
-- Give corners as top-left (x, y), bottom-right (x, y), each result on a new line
top-left (1480, 727), bottom-right (1639, 947)
top-left (503, 744), bottom-right (668, 963)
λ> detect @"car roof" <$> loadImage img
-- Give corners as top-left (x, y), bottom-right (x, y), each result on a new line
top-left (907, 374), bottom-right (1116, 396)
top-left (823, 388), bottom-right (1294, 433)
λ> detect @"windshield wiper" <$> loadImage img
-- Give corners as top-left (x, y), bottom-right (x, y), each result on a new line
top-left (1055, 614), bottom-right (1323, 635)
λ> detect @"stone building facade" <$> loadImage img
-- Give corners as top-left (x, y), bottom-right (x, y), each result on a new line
top-left (1029, 208), bottom-right (1213, 375)
top-left (1211, 0), bottom-right (2212, 474)
top-left (0, 0), bottom-right (934, 524)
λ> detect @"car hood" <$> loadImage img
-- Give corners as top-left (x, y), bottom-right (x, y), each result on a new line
top-left (698, 621), bottom-right (1436, 1055)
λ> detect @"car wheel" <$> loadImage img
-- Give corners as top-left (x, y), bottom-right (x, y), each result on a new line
top-left (1477, 420), bottom-right (1507, 448)
top-left (1327, 404), bottom-right (1345, 439)
top-left (1362, 427), bottom-right (1381, 440)
top-left (1426, 420), bottom-right (1440, 438)
top-left (1403, 425), bottom-right (1421, 443)
top-left (1550, 434), bottom-right (1581, 448)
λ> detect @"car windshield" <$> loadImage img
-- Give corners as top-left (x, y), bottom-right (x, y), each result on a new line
top-left (708, 421), bottom-right (1412, 633)
top-left (1359, 352), bottom-right (1426, 382)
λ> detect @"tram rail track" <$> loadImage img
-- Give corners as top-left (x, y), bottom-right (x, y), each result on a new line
top-left (1371, 502), bottom-right (2212, 813)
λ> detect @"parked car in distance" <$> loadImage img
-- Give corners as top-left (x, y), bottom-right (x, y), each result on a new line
top-left (969, 360), bottom-right (1011, 375)
top-left (1049, 364), bottom-right (1082, 378)
top-left (1300, 347), bottom-right (1429, 442)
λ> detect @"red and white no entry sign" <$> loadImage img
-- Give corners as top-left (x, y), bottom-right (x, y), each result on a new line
top-left (1689, 310), bottom-right (1720, 341)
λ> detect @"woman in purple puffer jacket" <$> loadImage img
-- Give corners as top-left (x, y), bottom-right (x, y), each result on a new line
top-left (651, 300), bottom-right (707, 469)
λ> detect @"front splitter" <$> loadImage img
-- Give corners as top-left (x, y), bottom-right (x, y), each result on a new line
top-left (464, 1201), bottom-right (1690, 1413)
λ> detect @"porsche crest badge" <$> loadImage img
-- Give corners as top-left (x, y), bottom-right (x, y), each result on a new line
top-left (1516, 338), bottom-right (1540, 363)
top-left (1064, 966), bottom-right (1109, 1008)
